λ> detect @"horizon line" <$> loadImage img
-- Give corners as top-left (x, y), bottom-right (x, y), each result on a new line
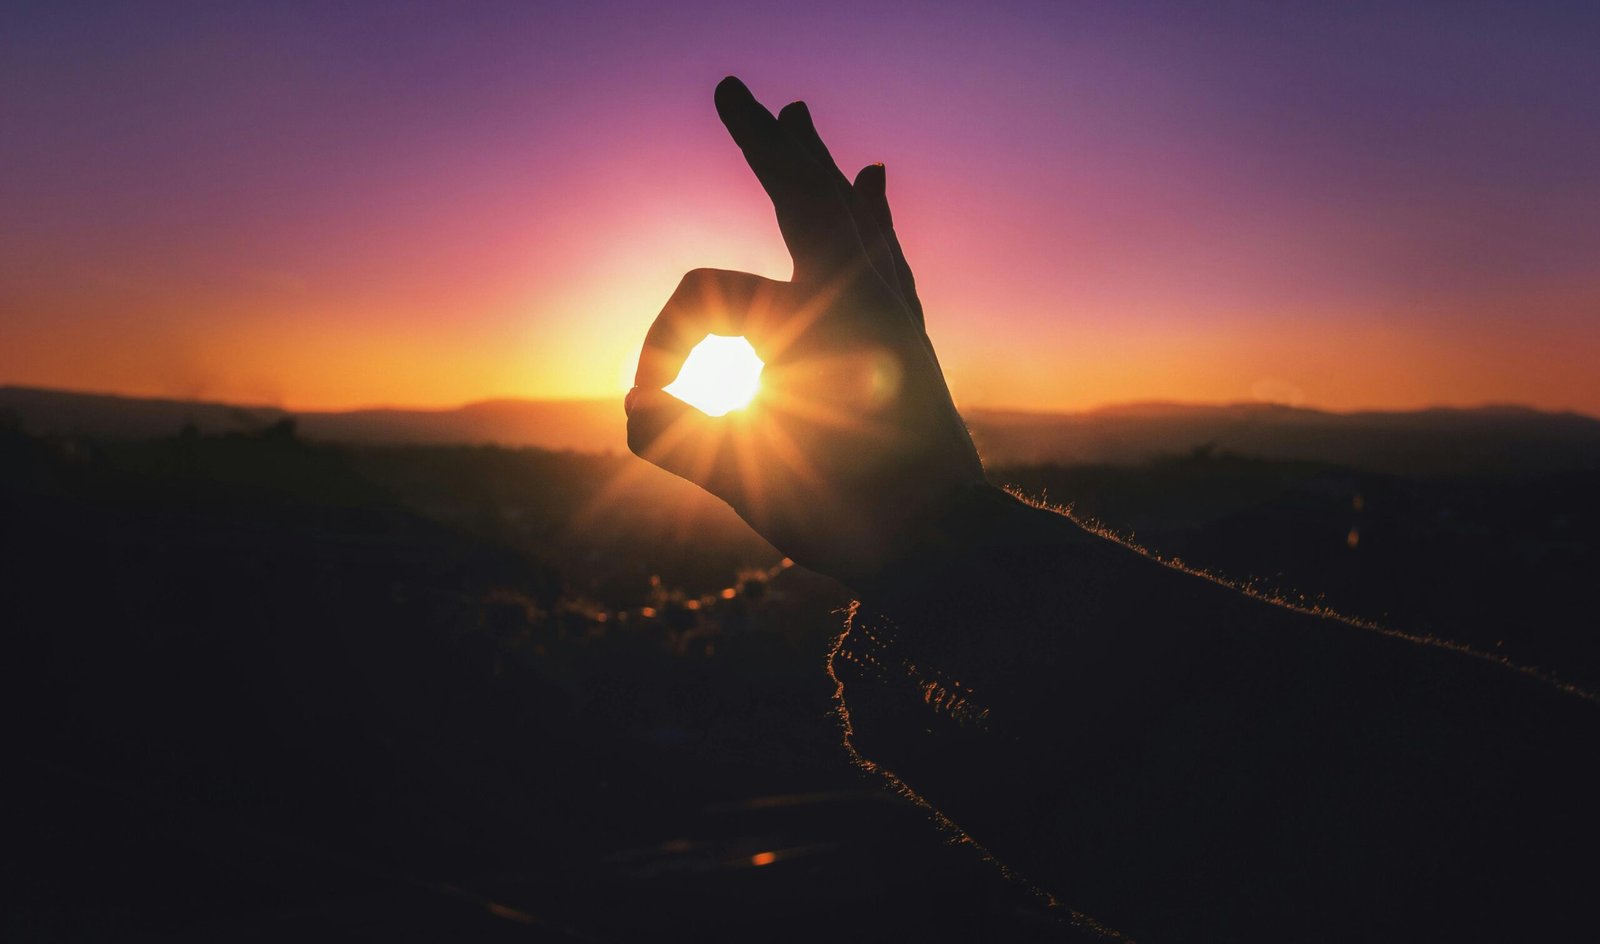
top-left (4, 382), bottom-right (1596, 423)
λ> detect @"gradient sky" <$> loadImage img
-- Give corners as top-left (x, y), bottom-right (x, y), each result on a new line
top-left (4, 0), bottom-right (1598, 414)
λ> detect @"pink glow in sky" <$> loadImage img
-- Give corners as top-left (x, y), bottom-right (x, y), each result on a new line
top-left (3, 1), bottom-right (1597, 415)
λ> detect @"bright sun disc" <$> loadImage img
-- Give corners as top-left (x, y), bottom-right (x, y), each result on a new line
top-left (663, 334), bottom-right (764, 416)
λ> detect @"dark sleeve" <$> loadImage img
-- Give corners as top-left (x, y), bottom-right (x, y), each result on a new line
top-left (829, 485), bottom-right (1600, 943)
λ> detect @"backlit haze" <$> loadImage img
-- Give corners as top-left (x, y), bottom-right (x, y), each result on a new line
top-left (4, 1), bottom-right (1598, 416)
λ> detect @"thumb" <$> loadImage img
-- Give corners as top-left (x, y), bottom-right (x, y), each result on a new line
top-left (626, 386), bottom-right (738, 498)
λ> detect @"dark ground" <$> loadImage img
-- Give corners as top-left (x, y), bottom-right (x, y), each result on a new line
top-left (3, 421), bottom-right (1595, 940)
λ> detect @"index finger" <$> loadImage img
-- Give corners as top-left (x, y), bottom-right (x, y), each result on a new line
top-left (635, 268), bottom-right (785, 389)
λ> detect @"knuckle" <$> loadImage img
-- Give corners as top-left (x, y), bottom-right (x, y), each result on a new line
top-left (676, 267), bottom-right (721, 295)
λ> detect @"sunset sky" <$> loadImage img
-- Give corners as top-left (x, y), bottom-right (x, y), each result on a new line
top-left (4, 1), bottom-right (1598, 415)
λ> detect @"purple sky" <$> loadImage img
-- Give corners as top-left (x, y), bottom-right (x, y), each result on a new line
top-left (4, 0), bottom-right (1597, 413)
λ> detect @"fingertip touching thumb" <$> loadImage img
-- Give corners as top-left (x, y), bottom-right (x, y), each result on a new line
top-left (625, 386), bottom-right (731, 492)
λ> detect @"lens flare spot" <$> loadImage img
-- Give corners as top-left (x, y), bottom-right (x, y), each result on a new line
top-left (663, 335), bottom-right (764, 416)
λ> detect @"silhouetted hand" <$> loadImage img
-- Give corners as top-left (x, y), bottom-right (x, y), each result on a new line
top-left (625, 80), bottom-right (1600, 944)
top-left (627, 77), bottom-right (985, 586)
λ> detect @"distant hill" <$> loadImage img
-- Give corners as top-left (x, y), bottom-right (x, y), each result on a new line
top-left (0, 386), bottom-right (624, 454)
top-left (300, 398), bottom-right (624, 453)
top-left (5, 385), bottom-right (1598, 476)
top-left (964, 401), bottom-right (1600, 476)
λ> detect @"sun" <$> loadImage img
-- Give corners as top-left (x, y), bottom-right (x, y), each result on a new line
top-left (663, 334), bottom-right (764, 417)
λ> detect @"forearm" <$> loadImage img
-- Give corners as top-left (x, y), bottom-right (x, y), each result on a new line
top-left (834, 486), bottom-right (1600, 941)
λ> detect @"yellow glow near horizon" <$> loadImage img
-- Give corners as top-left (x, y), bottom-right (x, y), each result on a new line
top-left (663, 335), bottom-right (764, 416)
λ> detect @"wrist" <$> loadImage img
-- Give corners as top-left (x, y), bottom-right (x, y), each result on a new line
top-left (855, 481), bottom-right (1092, 602)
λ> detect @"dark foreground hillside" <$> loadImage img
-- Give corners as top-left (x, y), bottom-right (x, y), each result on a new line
top-left (3, 423), bottom-right (1596, 940)
top-left (0, 424), bottom-right (1071, 942)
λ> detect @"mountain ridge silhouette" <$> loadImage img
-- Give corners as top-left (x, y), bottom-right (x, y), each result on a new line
top-left (5, 384), bottom-right (1597, 476)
